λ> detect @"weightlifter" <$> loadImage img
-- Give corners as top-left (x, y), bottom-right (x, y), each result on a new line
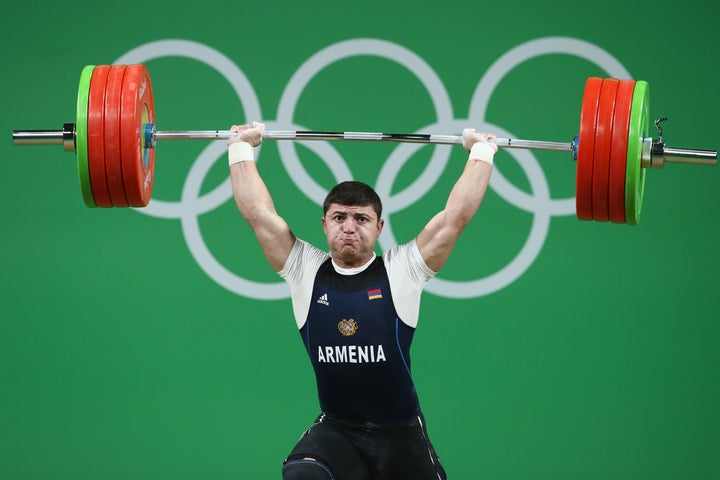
top-left (227, 121), bottom-right (497, 480)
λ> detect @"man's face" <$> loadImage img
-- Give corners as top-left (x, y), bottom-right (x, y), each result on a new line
top-left (322, 203), bottom-right (384, 268)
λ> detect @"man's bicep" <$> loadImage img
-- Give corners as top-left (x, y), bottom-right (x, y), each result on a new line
top-left (254, 216), bottom-right (296, 271)
top-left (415, 210), bottom-right (463, 272)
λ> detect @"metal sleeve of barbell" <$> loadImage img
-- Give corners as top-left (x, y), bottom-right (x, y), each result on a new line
top-left (13, 130), bottom-right (64, 145)
top-left (661, 147), bottom-right (718, 165)
top-left (12, 125), bottom-right (76, 151)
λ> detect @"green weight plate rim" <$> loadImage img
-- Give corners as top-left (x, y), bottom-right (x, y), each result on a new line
top-left (625, 80), bottom-right (648, 225)
top-left (76, 65), bottom-right (96, 208)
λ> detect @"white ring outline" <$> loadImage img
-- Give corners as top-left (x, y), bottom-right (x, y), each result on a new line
top-left (112, 37), bottom-right (632, 299)
top-left (470, 36), bottom-right (631, 216)
top-left (115, 39), bottom-right (263, 218)
top-left (425, 36), bottom-right (633, 297)
top-left (275, 38), bottom-right (455, 207)
top-left (115, 40), bottom-right (292, 299)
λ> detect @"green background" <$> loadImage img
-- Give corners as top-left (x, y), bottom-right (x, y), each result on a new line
top-left (2, 1), bottom-right (718, 479)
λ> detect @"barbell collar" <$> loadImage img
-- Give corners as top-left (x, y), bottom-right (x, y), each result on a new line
top-left (62, 123), bottom-right (75, 151)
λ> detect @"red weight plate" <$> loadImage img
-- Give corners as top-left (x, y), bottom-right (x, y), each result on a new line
top-left (576, 77), bottom-right (602, 221)
top-left (591, 78), bottom-right (619, 222)
top-left (120, 64), bottom-right (155, 207)
top-left (105, 65), bottom-right (129, 207)
top-left (608, 80), bottom-right (635, 224)
top-left (88, 65), bottom-right (112, 207)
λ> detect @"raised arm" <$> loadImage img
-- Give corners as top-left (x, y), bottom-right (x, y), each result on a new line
top-left (228, 122), bottom-right (296, 271)
top-left (415, 129), bottom-right (497, 272)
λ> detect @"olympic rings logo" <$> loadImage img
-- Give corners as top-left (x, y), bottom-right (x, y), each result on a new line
top-left (115, 37), bottom-right (631, 300)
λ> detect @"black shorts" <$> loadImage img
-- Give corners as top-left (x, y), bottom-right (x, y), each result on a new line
top-left (283, 413), bottom-right (447, 480)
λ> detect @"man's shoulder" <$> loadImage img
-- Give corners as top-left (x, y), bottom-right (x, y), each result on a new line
top-left (295, 238), bottom-right (330, 259)
top-left (381, 241), bottom-right (418, 265)
top-left (279, 238), bottom-right (330, 280)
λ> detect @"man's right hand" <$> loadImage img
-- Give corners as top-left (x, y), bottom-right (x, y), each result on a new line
top-left (228, 121), bottom-right (265, 147)
top-left (461, 128), bottom-right (498, 153)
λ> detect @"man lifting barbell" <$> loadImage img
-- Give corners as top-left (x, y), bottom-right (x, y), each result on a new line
top-left (228, 120), bottom-right (497, 480)
top-left (9, 63), bottom-right (719, 478)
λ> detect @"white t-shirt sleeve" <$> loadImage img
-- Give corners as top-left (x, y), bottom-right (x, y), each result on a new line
top-left (278, 238), bottom-right (330, 329)
top-left (384, 240), bottom-right (436, 329)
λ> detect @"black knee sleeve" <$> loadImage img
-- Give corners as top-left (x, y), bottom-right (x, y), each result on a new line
top-left (282, 458), bottom-right (335, 480)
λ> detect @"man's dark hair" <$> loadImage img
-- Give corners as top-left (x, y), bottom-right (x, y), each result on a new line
top-left (323, 181), bottom-right (382, 219)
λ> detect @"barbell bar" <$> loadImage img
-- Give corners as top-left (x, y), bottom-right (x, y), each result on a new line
top-left (11, 64), bottom-right (718, 224)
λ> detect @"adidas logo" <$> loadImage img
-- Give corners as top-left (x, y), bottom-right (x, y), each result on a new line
top-left (316, 293), bottom-right (330, 306)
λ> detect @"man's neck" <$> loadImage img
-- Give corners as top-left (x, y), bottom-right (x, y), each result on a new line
top-left (331, 253), bottom-right (376, 274)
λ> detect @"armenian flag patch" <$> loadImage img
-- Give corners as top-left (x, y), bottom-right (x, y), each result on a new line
top-left (367, 288), bottom-right (383, 300)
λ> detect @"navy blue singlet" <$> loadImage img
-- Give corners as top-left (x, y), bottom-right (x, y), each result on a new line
top-left (300, 256), bottom-right (421, 424)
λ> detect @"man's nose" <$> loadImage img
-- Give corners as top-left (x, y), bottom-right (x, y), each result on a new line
top-left (342, 218), bottom-right (356, 232)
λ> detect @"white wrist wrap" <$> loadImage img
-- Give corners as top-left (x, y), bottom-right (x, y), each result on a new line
top-left (469, 142), bottom-right (495, 165)
top-left (228, 141), bottom-right (255, 165)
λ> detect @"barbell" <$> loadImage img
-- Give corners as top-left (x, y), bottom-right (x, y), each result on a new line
top-left (12, 64), bottom-right (718, 224)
